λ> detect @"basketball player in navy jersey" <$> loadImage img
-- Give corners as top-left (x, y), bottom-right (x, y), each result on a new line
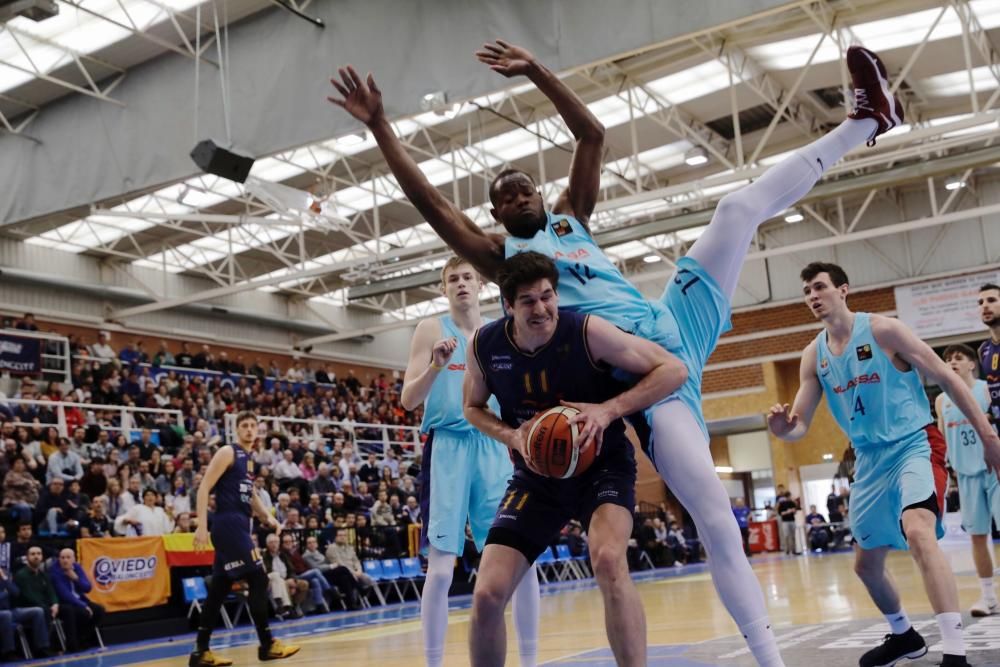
top-left (769, 263), bottom-right (1000, 667)
top-left (401, 256), bottom-right (539, 667)
top-left (979, 283), bottom-right (1000, 428)
top-left (188, 411), bottom-right (299, 667)
top-left (463, 251), bottom-right (688, 666)
top-left (330, 39), bottom-right (903, 666)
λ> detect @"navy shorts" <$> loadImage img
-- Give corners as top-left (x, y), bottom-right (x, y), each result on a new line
top-left (212, 512), bottom-right (263, 579)
top-left (485, 437), bottom-right (636, 564)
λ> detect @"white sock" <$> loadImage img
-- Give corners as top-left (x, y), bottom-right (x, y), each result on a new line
top-left (511, 564), bottom-right (540, 667)
top-left (936, 612), bottom-right (965, 656)
top-left (795, 118), bottom-right (879, 177)
top-left (981, 577), bottom-right (997, 604)
top-left (421, 546), bottom-right (456, 667)
top-left (885, 610), bottom-right (911, 635)
top-left (739, 617), bottom-right (786, 667)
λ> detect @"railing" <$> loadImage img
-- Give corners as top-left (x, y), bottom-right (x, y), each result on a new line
top-left (225, 413), bottom-right (423, 459)
top-left (1, 328), bottom-right (71, 385)
top-left (0, 398), bottom-right (184, 439)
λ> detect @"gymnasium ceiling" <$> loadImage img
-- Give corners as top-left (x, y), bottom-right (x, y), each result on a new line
top-left (2, 0), bottom-right (1000, 344)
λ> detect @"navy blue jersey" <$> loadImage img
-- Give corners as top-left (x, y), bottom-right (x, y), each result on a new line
top-left (472, 310), bottom-right (628, 472)
top-left (215, 444), bottom-right (254, 516)
top-left (980, 338), bottom-right (1000, 424)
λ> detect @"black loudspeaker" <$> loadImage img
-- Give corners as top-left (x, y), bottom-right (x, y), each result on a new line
top-left (189, 139), bottom-right (255, 183)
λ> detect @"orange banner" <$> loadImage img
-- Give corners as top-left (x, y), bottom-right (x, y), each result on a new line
top-left (77, 537), bottom-right (171, 612)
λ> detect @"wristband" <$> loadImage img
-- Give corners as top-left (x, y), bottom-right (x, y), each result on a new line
top-left (430, 360), bottom-right (444, 370)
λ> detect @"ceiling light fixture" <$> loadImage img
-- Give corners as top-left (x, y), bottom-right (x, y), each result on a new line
top-left (944, 176), bottom-right (966, 190)
top-left (684, 146), bottom-right (709, 166)
top-left (784, 209), bottom-right (804, 223)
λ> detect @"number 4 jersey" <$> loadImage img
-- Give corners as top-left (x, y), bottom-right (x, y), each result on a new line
top-left (815, 312), bottom-right (933, 450)
top-left (979, 338), bottom-right (1000, 426)
top-left (941, 379), bottom-right (991, 475)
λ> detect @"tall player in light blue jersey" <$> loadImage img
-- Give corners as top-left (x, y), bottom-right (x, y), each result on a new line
top-left (329, 38), bottom-right (908, 666)
top-left (936, 344), bottom-right (997, 618)
top-left (769, 262), bottom-right (1000, 667)
top-left (400, 256), bottom-right (539, 667)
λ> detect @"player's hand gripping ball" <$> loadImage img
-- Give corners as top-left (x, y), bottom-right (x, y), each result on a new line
top-left (525, 406), bottom-right (595, 478)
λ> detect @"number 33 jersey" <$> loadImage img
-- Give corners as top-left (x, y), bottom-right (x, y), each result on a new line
top-left (815, 312), bottom-right (932, 450)
top-left (941, 379), bottom-right (991, 475)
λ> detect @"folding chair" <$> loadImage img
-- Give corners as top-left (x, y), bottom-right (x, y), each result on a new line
top-left (554, 544), bottom-right (584, 580)
top-left (379, 559), bottom-right (409, 602)
top-left (571, 547), bottom-right (592, 578)
top-left (15, 624), bottom-right (32, 659)
top-left (534, 547), bottom-right (557, 583)
top-left (182, 577), bottom-right (233, 629)
top-left (398, 557), bottom-right (425, 600)
top-left (361, 560), bottom-right (389, 605)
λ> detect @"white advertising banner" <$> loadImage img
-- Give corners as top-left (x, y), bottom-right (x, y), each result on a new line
top-left (894, 270), bottom-right (1000, 340)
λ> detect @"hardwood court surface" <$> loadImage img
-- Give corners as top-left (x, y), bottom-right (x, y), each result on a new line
top-left (36, 534), bottom-right (1000, 667)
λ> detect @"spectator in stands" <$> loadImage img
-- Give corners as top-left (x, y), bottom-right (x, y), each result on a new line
top-left (315, 365), bottom-right (332, 384)
top-left (388, 494), bottom-right (406, 526)
top-left (80, 497), bottom-right (112, 538)
top-left (79, 460), bottom-right (107, 502)
top-left (103, 478), bottom-right (124, 521)
top-left (13, 546), bottom-right (58, 629)
top-left (90, 332), bottom-right (116, 361)
top-left (176, 342), bottom-right (194, 368)
top-left (299, 452), bottom-right (318, 482)
top-left (15, 313), bottom-right (39, 331)
top-left (165, 475), bottom-right (191, 516)
top-left (358, 453), bottom-right (380, 485)
top-left (274, 450), bottom-right (303, 486)
top-left (0, 560), bottom-right (49, 660)
top-left (114, 488), bottom-right (173, 536)
top-left (566, 521), bottom-right (588, 558)
top-left (381, 449), bottom-right (400, 479)
top-left (310, 463), bottom-right (338, 496)
top-left (192, 344), bottom-right (211, 369)
top-left (81, 430), bottom-right (113, 465)
top-left (666, 521), bottom-right (692, 565)
top-left (402, 495), bottom-right (421, 525)
top-left (355, 481), bottom-right (374, 510)
top-left (3, 457), bottom-right (39, 525)
top-left (320, 530), bottom-right (372, 608)
top-left (371, 490), bottom-right (393, 527)
top-left (50, 548), bottom-right (104, 651)
top-left (36, 478), bottom-right (79, 536)
top-left (262, 533), bottom-right (308, 619)
top-left (279, 533), bottom-right (330, 613)
top-left (45, 437), bottom-right (83, 486)
top-left (10, 525), bottom-right (32, 572)
top-left (119, 342), bottom-right (139, 366)
top-left (153, 341), bottom-right (175, 367)
top-left (282, 509), bottom-right (305, 532)
top-left (173, 512), bottom-right (193, 533)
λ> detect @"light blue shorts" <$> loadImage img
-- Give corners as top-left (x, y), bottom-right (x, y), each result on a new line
top-left (958, 470), bottom-right (1000, 535)
top-left (419, 428), bottom-right (513, 556)
top-left (632, 255), bottom-right (732, 441)
top-left (852, 432), bottom-right (945, 551)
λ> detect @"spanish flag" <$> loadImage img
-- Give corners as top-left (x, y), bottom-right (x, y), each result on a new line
top-left (162, 533), bottom-right (215, 567)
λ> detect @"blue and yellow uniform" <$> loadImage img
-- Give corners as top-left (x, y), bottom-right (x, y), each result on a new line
top-left (979, 338), bottom-right (1000, 428)
top-left (815, 313), bottom-right (947, 550)
top-left (418, 315), bottom-right (513, 557)
top-left (942, 379), bottom-right (996, 534)
top-left (473, 309), bottom-right (636, 563)
top-left (212, 444), bottom-right (263, 578)
top-left (505, 212), bottom-right (731, 444)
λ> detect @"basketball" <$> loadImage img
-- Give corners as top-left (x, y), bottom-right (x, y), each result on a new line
top-left (525, 406), bottom-right (595, 478)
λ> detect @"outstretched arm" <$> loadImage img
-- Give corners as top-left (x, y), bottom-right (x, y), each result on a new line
top-left (328, 66), bottom-right (505, 280)
top-left (477, 40), bottom-right (604, 226)
top-left (768, 341), bottom-right (824, 441)
top-left (873, 315), bottom-right (1000, 473)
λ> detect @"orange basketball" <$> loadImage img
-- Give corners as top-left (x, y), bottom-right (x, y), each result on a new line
top-left (525, 406), bottom-right (594, 479)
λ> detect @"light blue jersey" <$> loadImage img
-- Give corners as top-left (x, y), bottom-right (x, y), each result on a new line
top-left (942, 379), bottom-right (991, 475)
top-left (815, 312), bottom-right (932, 450)
top-left (505, 212), bottom-right (673, 341)
top-left (420, 314), bottom-right (497, 434)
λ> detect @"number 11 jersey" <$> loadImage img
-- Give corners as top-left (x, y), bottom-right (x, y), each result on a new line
top-left (815, 312), bottom-right (932, 450)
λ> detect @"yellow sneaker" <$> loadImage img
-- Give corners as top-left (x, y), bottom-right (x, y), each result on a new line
top-left (189, 649), bottom-right (234, 667)
top-left (258, 639), bottom-right (300, 661)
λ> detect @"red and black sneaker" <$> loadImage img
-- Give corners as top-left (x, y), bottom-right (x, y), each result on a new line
top-left (846, 45), bottom-right (904, 146)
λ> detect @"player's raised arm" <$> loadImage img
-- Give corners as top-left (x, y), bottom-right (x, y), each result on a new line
top-left (873, 315), bottom-right (1000, 472)
top-left (400, 318), bottom-right (451, 411)
top-left (477, 40), bottom-right (604, 227)
top-left (328, 66), bottom-right (505, 280)
top-left (768, 341), bottom-right (824, 442)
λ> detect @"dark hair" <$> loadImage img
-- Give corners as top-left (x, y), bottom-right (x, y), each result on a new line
top-left (143, 488), bottom-right (157, 499)
top-left (943, 344), bottom-right (978, 362)
top-left (800, 262), bottom-right (849, 287)
top-left (497, 251), bottom-right (559, 305)
top-left (235, 410), bottom-right (258, 427)
top-left (980, 283), bottom-right (1000, 294)
top-left (488, 168), bottom-right (535, 206)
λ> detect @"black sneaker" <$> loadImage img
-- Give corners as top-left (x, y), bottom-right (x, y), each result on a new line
top-left (859, 627), bottom-right (927, 667)
top-left (939, 655), bottom-right (970, 667)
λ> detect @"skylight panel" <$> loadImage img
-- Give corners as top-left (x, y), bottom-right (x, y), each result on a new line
top-left (920, 66), bottom-right (1000, 97)
top-left (645, 61), bottom-right (734, 105)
